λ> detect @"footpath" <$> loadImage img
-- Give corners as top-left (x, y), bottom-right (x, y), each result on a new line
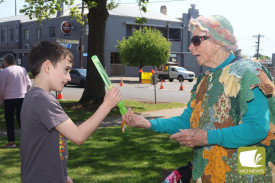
top-left (1, 77), bottom-right (187, 137)
top-left (0, 107), bottom-right (185, 137)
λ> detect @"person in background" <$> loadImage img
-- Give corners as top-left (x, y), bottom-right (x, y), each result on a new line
top-left (0, 59), bottom-right (4, 71)
top-left (20, 41), bottom-right (121, 183)
top-left (0, 53), bottom-right (31, 148)
top-left (0, 62), bottom-right (3, 70)
top-left (124, 15), bottom-right (275, 183)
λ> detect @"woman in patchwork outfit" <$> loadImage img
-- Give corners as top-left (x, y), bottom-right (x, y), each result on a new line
top-left (124, 15), bottom-right (275, 183)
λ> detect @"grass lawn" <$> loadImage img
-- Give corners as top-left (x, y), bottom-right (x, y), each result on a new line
top-left (0, 100), bottom-right (193, 182)
top-left (0, 127), bottom-right (193, 183)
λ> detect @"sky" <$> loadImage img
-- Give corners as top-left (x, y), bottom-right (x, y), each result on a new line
top-left (0, 0), bottom-right (274, 58)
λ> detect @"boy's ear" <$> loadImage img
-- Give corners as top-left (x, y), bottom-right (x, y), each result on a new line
top-left (42, 60), bottom-right (53, 73)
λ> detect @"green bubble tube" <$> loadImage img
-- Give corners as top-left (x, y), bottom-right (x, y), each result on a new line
top-left (91, 55), bottom-right (127, 132)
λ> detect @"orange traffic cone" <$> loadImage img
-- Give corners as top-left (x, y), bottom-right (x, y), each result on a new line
top-left (179, 81), bottom-right (184, 90)
top-left (120, 78), bottom-right (124, 86)
top-left (57, 92), bottom-right (63, 99)
top-left (160, 80), bottom-right (164, 89)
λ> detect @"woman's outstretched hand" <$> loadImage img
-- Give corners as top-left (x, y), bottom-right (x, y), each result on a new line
top-left (123, 108), bottom-right (151, 129)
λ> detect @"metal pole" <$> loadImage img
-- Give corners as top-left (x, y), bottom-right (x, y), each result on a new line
top-left (15, 0), bottom-right (17, 16)
top-left (167, 21), bottom-right (170, 41)
top-left (153, 74), bottom-right (157, 104)
top-left (79, 0), bottom-right (84, 69)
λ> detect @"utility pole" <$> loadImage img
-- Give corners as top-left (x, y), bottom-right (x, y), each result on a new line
top-left (78, 0), bottom-right (84, 69)
top-left (253, 34), bottom-right (264, 60)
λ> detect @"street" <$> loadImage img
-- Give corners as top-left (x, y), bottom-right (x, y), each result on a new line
top-left (59, 77), bottom-right (196, 104)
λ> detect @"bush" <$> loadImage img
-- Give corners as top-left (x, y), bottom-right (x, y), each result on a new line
top-left (28, 72), bottom-right (33, 79)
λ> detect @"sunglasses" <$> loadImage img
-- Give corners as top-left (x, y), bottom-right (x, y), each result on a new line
top-left (191, 36), bottom-right (209, 46)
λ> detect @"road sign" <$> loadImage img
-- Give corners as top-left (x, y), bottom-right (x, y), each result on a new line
top-left (56, 38), bottom-right (79, 44)
top-left (141, 72), bottom-right (152, 84)
top-left (59, 43), bottom-right (72, 49)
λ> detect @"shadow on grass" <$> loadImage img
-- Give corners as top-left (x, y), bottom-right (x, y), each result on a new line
top-left (68, 127), bottom-right (193, 183)
top-left (0, 127), bottom-right (193, 183)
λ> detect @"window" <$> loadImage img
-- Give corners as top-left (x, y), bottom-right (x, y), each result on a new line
top-left (125, 25), bottom-right (180, 41)
top-left (169, 28), bottom-right (181, 41)
top-left (0, 29), bottom-right (3, 42)
top-left (110, 52), bottom-right (121, 64)
top-left (126, 25), bottom-right (132, 38)
top-left (37, 28), bottom-right (41, 39)
top-left (169, 54), bottom-right (177, 62)
top-left (126, 25), bottom-right (141, 39)
top-left (24, 29), bottom-right (29, 40)
top-left (49, 26), bottom-right (56, 37)
top-left (156, 27), bottom-right (167, 38)
top-left (25, 44), bottom-right (30, 49)
top-left (10, 28), bottom-right (14, 41)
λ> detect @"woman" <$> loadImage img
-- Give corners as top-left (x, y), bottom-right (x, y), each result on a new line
top-left (124, 15), bottom-right (275, 183)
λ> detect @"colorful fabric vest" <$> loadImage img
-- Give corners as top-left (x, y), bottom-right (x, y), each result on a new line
top-left (189, 58), bottom-right (275, 183)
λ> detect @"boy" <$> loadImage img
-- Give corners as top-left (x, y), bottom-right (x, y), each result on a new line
top-left (20, 41), bottom-right (121, 183)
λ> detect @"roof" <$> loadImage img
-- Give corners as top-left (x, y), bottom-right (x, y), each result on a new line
top-left (0, 4), bottom-right (181, 24)
top-left (109, 5), bottom-right (181, 22)
top-left (0, 15), bottom-right (34, 23)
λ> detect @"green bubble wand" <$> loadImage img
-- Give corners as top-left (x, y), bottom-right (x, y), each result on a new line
top-left (91, 55), bottom-right (128, 133)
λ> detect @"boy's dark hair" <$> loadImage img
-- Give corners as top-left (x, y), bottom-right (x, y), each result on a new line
top-left (29, 41), bottom-right (74, 78)
top-left (3, 53), bottom-right (16, 65)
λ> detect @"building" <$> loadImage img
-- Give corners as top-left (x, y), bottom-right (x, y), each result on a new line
top-left (0, 4), bottom-right (203, 76)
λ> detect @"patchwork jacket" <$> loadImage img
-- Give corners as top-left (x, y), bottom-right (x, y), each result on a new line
top-left (190, 57), bottom-right (275, 183)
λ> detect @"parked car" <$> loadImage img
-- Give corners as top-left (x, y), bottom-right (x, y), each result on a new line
top-left (155, 66), bottom-right (195, 82)
top-left (67, 68), bottom-right (86, 87)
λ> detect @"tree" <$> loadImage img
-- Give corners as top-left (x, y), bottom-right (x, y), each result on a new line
top-left (117, 27), bottom-right (171, 81)
top-left (19, 0), bottom-right (149, 107)
top-left (254, 54), bottom-right (271, 60)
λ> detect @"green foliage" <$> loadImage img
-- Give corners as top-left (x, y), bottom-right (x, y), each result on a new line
top-left (253, 54), bottom-right (271, 60)
top-left (135, 17), bottom-right (147, 24)
top-left (258, 54), bottom-right (271, 60)
top-left (19, 1), bottom-right (147, 26)
top-left (136, 0), bottom-right (149, 25)
top-left (117, 27), bottom-right (171, 68)
top-left (27, 72), bottom-right (33, 79)
top-left (106, 0), bottom-right (119, 10)
top-left (20, 0), bottom-right (85, 25)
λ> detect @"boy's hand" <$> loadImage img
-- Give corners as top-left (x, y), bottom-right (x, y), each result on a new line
top-left (67, 175), bottom-right (73, 183)
top-left (123, 108), bottom-right (151, 129)
top-left (170, 129), bottom-right (208, 147)
top-left (103, 87), bottom-right (121, 109)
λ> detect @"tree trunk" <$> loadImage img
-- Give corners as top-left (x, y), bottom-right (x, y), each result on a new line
top-left (79, 0), bottom-right (109, 107)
